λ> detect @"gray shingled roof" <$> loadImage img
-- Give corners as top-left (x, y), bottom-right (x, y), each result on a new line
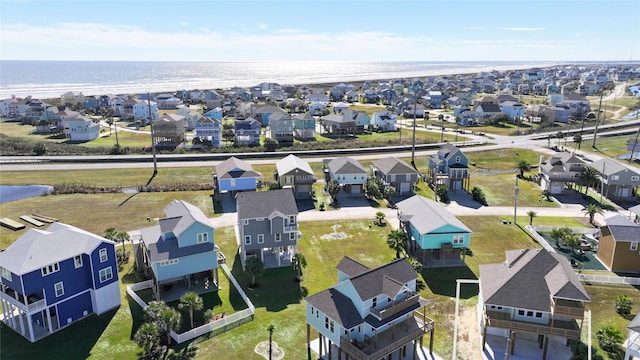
top-left (605, 215), bottom-right (640, 242)
top-left (236, 189), bottom-right (298, 220)
top-left (0, 223), bottom-right (114, 275)
top-left (327, 157), bottom-right (366, 175)
top-left (628, 313), bottom-right (640, 332)
top-left (479, 249), bottom-right (590, 312)
top-left (215, 156), bottom-right (262, 179)
top-left (163, 200), bottom-right (214, 238)
top-left (348, 258), bottom-right (417, 301)
top-left (590, 158), bottom-right (639, 176)
top-left (306, 288), bottom-right (363, 329)
top-left (396, 195), bottom-right (471, 235)
top-left (139, 225), bottom-right (215, 263)
top-left (336, 256), bottom-right (369, 278)
top-left (276, 154), bottom-right (313, 177)
top-left (373, 157), bottom-right (418, 176)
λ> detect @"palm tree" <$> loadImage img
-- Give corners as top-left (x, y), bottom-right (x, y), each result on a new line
top-left (103, 227), bottom-right (118, 243)
top-left (596, 326), bottom-right (623, 353)
top-left (134, 322), bottom-right (160, 359)
top-left (266, 324), bottom-right (275, 360)
top-left (157, 307), bottom-right (181, 345)
top-left (407, 257), bottom-right (422, 273)
top-left (387, 230), bottom-right (406, 259)
top-left (245, 257), bottom-right (264, 287)
top-left (179, 292), bottom-right (204, 329)
top-left (562, 233), bottom-right (581, 255)
top-left (582, 203), bottom-right (604, 225)
top-left (550, 228), bottom-right (566, 248)
top-left (291, 253), bottom-right (307, 281)
top-left (516, 159), bottom-right (531, 178)
top-left (541, 189), bottom-right (552, 201)
top-left (115, 230), bottom-right (130, 252)
top-left (326, 180), bottom-right (341, 203)
top-left (527, 210), bottom-right (537, 225)
top-left (579, 167), bottom-right (600, 194)
top-left (374, 211), bottom-right (385, 226)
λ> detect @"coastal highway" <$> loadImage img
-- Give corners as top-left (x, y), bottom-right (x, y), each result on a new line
top-left (1, 119), bottom-right (638, 171)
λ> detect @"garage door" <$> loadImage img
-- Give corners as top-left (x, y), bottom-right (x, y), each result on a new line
top-left (400, 182), bottom-right (410, 194)
top-left (453, 180), bottom-right (463, 190)
top-left (550, 183), bottom-right (564, 194)
top-left (617, 187), bottom-right (631, 198)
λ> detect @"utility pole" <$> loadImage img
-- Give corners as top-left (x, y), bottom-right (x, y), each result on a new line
top-left (629, 110), bottom-right (640, 164)
top-left (148, 92), bottom-right (158, 176)
top-left (592, 89), bottom-right (604, 148)
top-left (410, 97), bottom-right (418, 169)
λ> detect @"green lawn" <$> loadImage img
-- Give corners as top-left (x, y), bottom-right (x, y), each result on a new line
top-left (470, 173), bottom-right (558, 207)
top-left (0, 191), bottom-right (217, 249)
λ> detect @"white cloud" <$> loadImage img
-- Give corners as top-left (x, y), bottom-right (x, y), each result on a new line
top-left (180, 22), bottom-right (189, 27)
top-left (500, 27), bottom-right (545, 31)
top-left (258, 23), bottom-right (267, 30)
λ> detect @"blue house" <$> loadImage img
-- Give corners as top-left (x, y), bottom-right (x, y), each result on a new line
top-left (397, 195), bottom-right (472, 267)
top-left (305, 257), bottom-right (434, 359)
top-left (203, 108), bottom-right (223, 121)
top-left (214, 156), bottom-right (262, 195)
top-left (195, 117), bottom-right (223, 147)
top-left (428, 91), bottom-right (443, 109)
top-left (82, 96), bottom-right (99, 110)
top-left (234, 118), bottom-right (262, 145)
top-left (428, 144), bottom-right (470, 191)
top-left (0, 223), bottom-right (120, 342)
top-left (135, 200), bottom-right (219, 300)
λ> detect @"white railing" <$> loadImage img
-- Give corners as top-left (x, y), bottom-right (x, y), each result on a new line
top-left (577, 274), bottom-right (640, 285)
top-left (525, 225), bottom-right (556, 253)
top-left (531, 225), bottom-right (600, 238)
top-left (0, 292), bottom-right (46, 312)
top-left (126, 266), bottom-right (255, 344)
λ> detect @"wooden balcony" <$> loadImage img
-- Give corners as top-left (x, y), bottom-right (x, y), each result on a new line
top-left (552, 299), bottom-right (585, 320)
top-left (339, 315), bottom-right (434, 360)
top-left (485, 310), bottom-right (582, 340)
top-left (371, 293), bottom-right (420, 321)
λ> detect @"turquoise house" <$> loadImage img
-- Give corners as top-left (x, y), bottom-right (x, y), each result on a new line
top-left (396, 195), bottom-right (472, 267)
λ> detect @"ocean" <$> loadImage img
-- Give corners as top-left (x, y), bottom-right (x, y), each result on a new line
top-left (0, 60), bottom-right (561, 100)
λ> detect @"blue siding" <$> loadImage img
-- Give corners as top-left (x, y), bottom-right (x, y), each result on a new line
top-left (22, 256), bottom-right (92, 304)
top-left (56, 291), bottom-right (93, 327)
top-left (218, 177), bottom-right (258, 192)
top-left (154, 251), bottom-right (218, 282)
top-left (1, 270), bottom-right (24, 296)
top-left (90, 242), bottom-right (118, 290)
top-left (177, 222), bottom-right (213, 248)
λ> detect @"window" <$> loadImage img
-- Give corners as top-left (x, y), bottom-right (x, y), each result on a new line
top-left (74, 255), bottom-right (83, 268)
top-left (631, 242), bottom-right (638, 251)
top-left (372, 297), bottom-right (377, 308)
top-left (243, 219), bottom-right (249, 225)
top-left (330, 320), bottom-right (334, 333)
top-left (290, 232), bottom-right (296, 240)
top-left (99, 267), bottom-right (113, 283)
top-left (453, 234), bottom-right (465, 244)
top-left (99, 248), bottom-right (108, 263)
top-left (159, 259), bottom-right (179, 266)
top-left (288, 215), bottom-right (296, 225)
top-left (535, 312), bottom-right (543, 318)
top-left (632, 176), bottom-right (639, 182)
top-left (325, 316), bottom-right (329, 329)
top-left (41, 263), bottom-right (60, 276)
top-left (197, 233), bottom-right (208, 243)
top-left (275, 233), bottom-right (281, 242)
top-left (244, 235), bottom-right (251, 245)
top-left (518, 310), bottom-right (525, 316)
top-left (0, 266), bottom-right (11, 281)
top-left (526, 311), bottom-right (533, 317)
top-left (54, 282), bottom-right (64, 297)
top-left (455, 156), bottom-right (461, 163)
top-left (285, 176), bottom-right (292, 184)
top-left (257, 234), bottom-right (264, 244)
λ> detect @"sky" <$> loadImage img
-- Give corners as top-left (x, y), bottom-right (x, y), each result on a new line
top-left (0, 0), bottom-right (639, 62)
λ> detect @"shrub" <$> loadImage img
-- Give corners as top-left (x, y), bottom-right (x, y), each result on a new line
top-left (614, 294), bottom-right (633, 316)
top-left (596, 326), bottom-right (623, 354)
top-left (471, 186), bottom-right (488, 205)
top-left (436, 185), bottom-right (449, 203)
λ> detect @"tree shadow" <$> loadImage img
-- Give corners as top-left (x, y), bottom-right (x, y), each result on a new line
top-left (420, 265), bottom-right (478, 299)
